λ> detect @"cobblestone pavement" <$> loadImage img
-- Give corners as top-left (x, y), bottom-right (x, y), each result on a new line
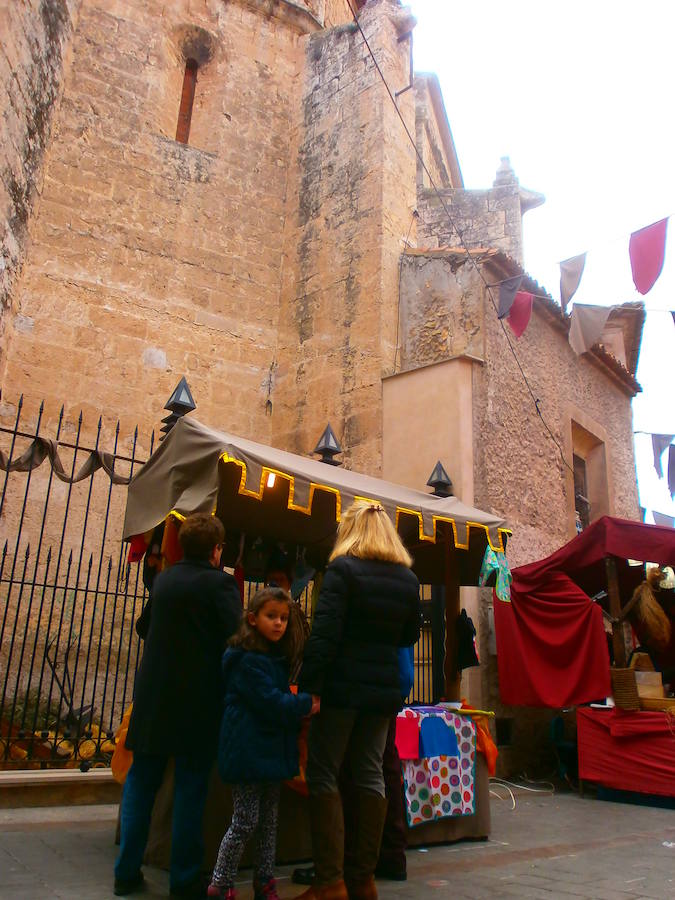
top-left (1, 791), bottom-right (674, 899)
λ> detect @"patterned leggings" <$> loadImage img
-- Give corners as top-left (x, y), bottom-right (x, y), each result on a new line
top-left (212, 783), bottom-right (281, 888)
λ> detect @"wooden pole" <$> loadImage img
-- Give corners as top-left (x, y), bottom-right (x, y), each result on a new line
top-left (605, 556), bottom-right (626, 667)
top-left (443, 531), bottom-right (462, 699)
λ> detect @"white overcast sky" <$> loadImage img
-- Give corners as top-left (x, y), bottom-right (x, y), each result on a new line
top-left (409, 0), bottom-right (675, 522)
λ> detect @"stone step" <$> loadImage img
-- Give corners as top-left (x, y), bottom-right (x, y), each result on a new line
top-left (0, 767), bottom-right (122, 809)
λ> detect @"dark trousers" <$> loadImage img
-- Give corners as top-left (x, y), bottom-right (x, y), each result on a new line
top-left (377, 717), bottom-right (407, 872)
top-left (342, 716), bottom-right (407, 875)
top-left (115, 752), bottom-right (211, 891)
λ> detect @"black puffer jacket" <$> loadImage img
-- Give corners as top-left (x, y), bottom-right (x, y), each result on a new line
top-left (299, 555), bottom-right (421, 714)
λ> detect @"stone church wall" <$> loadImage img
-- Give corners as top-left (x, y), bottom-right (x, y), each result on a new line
top-left (0, 0), bottom-right (310, 450)
top-left (272, 0), bottom-right (416, 472)
top-left (0, 0), bottom-right (80, 381)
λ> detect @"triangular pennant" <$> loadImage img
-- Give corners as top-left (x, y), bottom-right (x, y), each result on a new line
top-left (507, 291), bottom-right (533, 338)
top-left (671, 311), bottom-right (675, 327)
top-left (559, 253), bottom-right (586, 312)
top-left (497, 275), bottom-right (522, 319)
top-left (568, 304), bottom-right (611, 355)
top-left (669, 445), bottom-right (675, 498)
top-left (629, 217), bottom-right (668, 295)
top-left (651, 434), bottom-right (674, 478)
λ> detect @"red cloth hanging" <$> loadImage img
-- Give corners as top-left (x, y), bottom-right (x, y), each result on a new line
top-left (629, 218), bottom-right (668, 295)
top-left (507, 291), bottom-right (533, 338)
top-left (127, 533), bottom-right (149, 563)
top-left (493, 573), bottom-right (611, 707)
top-left (577, 708), bottom-right (675, 797)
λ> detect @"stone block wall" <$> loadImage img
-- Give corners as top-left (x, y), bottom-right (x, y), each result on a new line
top-left (414, 77), bottom-right (454, 191)
top-left (0, 0), bottom-right (310, 449)
top-left (418, 182), bottom-right (524, 263)
top-left (272, 0), bottom-right (416, 472)
top-left (0, 0), bottom-right (80, 381)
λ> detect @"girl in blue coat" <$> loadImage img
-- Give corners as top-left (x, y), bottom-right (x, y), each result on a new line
top-left (208, 587), bottom-right (320, 900)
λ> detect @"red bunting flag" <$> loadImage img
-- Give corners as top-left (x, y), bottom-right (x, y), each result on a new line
top-left (507, 291), bottom-right (533, 338)
top-left (629, 218), bottom-right (668, 295)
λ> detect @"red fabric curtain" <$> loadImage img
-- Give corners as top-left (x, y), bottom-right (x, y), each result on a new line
top-left (494, 573), bottom-right (610, 707)
top-left (577, 708), bottom-right (675, 797)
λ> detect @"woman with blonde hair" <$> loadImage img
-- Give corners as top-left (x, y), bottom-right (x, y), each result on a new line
top-left (298, 501), bottom-right (422, 900)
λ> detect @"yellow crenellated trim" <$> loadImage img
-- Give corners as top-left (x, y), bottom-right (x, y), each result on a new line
top-left (162, 452), bottom-right (511, 553)
top-left (395, 507), bottom-right (510, 553)
top-left (218, 452), bottom-right (343, 520)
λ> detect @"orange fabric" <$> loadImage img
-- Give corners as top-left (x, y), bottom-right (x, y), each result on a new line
top-left (160, 516), bottom-right (183, 567)
top-left (460, 700), bottom-right (498, 776)
top-left (111, 704), bottom-right (134, 784)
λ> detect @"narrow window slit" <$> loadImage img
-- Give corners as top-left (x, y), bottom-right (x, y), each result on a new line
top-left (176, 58), bottom-right (198, 144)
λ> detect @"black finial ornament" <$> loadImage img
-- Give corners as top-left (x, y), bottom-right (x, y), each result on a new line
top-left (160, 377), bottom-right (196, 441)
top-left (313, 423), bottom-right (342, 466)
top-left (427, 460), bottom-right (453, 497)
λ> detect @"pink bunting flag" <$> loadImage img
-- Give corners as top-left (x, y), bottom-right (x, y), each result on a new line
top-left (507, 291), bottom-right (534, 338)
top-left (629, 218), bottom-right (668, 295)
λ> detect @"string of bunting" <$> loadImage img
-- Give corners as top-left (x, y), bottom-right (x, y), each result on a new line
top-left (490, 214), bottom-right (674, 346)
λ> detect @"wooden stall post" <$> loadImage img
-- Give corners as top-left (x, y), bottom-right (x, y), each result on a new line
top-left (605, 555), bottom-right (626, 667)
top-left (444, 532), bottom-right (461, 699)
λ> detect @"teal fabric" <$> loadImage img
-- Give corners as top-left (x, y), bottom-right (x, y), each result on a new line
top-left (479, 546), bottom-right (512, 602)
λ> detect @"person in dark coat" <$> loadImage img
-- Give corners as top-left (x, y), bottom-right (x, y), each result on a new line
top-left (297, 501), bottom-right (421, 900)
top-left (114, 513), bottom-right (242, 899)
top-left (208, 587), bottom-right (319, 900)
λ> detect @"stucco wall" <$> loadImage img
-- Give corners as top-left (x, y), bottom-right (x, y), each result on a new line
top-left (398, 254), bottom-right (484, 370)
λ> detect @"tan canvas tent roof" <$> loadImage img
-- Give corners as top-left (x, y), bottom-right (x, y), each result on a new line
top-left (123, 416), bottom-right (509, 584)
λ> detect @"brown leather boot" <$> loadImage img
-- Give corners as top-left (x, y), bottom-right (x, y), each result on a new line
top-left (295, 793), bottom-right (348, 900)
top-left (344, 790), bottom-right (388, 900)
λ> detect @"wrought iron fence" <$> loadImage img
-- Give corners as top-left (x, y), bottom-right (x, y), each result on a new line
top-left (0, 396), bottom-right (151, 768)
top-left (0, 394), bottom-right (437, 769)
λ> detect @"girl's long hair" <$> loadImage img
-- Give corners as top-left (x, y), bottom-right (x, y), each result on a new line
top-left (230, 586), bottom-right (307, 668)
top-left (329, 500), bottom-right (412, 567)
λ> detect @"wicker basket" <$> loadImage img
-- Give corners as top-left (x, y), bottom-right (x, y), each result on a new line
top-left (639, 697), bottom-right (675, 712)
top-left (610, 668), bottom-right (641, 711)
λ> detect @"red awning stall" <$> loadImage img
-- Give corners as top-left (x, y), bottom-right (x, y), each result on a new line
top-left (493, 516), bottom-right (675, 798)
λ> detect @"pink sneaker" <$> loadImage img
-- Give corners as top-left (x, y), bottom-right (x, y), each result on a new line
top-left (207, 885), bottom-right (236, 899)
top-left (254, 877), bottom-right (280, 900)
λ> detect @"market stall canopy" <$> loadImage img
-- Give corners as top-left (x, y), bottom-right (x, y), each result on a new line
top-left (123, 417), bottom-right (509, 584)
top-left (494, 517), bottom-right (675, 708)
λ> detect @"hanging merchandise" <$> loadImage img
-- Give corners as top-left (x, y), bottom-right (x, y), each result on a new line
top-left (629, 217), bottom-right (668, 295)
top-left (497, 274), bottom-right (523, 318)
top-left (651, 434), bottom-right (674, 478)
top-left (507, 291), bottom-right (533, 338)
top-left (568, 303), bottom-right (612, 355)
top-left (479, 546), bottom-right (512, 602)
top-left (559, 253), bottom-right (586, 312)
top-left (456, 609), bottom-right (480, 670)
